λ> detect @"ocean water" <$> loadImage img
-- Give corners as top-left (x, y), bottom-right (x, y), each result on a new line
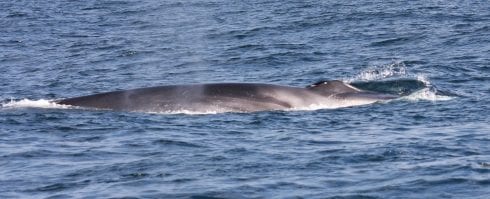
top-left (1, 0), bottom-right (489, 198)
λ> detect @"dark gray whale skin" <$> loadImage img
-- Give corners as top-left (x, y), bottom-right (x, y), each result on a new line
top-left (56, 80), bottom-right (398, 113)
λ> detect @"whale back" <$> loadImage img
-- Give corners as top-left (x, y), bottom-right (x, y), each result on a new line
top-left (307, 80), bottom-right (361, 94)
top-left (57, 83), bottom-right (295, 112)
top-left (57, 81), bottom-right (398, 113)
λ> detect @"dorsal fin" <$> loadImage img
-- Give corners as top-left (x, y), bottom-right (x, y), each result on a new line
top-left (307, 80), bottom-right (362, 93)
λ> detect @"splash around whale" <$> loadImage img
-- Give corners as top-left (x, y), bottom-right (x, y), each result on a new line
top-left (56, 80), bottom-right (399, 113)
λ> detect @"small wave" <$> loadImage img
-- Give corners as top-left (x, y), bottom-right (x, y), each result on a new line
top-left (152, 139), bottom-right (203, 148)
top-left (1, 99), bottom-right (71, 109)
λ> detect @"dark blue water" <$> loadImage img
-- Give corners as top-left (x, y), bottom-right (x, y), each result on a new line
top-left (1, 1), bottom-right (489, 198)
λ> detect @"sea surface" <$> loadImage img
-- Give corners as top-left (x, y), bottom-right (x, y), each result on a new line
top-left (1, 0), bottom-right (489, 198)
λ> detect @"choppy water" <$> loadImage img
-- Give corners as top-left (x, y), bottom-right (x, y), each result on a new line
top-left (1, 0), bottom-right (489, 198)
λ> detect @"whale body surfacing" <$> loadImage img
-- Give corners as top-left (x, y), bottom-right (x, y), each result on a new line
top-left (56, 80), bottom-right (398, 113)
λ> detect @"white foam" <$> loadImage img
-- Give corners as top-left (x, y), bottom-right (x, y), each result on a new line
top-left (1, 99), bottom-right (71, 109)
top-left (288, 98), bottom-right (385, 112)
top-left (399, 88), bottom-right (454, 102)
top-left (415, 74), bottom-right (431, 86)
top-left (287, 104), bottom-right (340, 111)
top-left (147, 109), bottom-right (223, 115)
top-left (0, 98), bottom-right (226, 114)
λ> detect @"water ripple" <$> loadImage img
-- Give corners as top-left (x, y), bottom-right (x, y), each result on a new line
top-left (1, 0), bottom-right (489, 198)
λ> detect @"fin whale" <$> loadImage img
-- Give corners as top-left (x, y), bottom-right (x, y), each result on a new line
top-left (56, 80), bottom-right (398, 113)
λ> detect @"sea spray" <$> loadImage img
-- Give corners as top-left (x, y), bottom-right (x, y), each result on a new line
top-left (1, 99), bottom-right (71, 109)
top-left (346, 61), bottom-right (408, 82)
